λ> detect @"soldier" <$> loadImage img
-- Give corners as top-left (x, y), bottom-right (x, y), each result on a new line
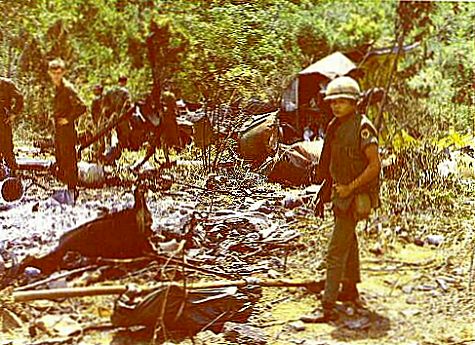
top-left (130, 89), bottom-right (180, 170)
top-left (91, 84), bottom-right (105, 159)
top-left (91, 84), bottom-right (104, 125)
top-left (103, 75), bottom-right (132, 149)
top-left (309, 76), bottom-right (381, 322)
top-left (0, 77), bottom-right (24, 170)
top-left (159, 91), bottom-right (180, 165)
top-left (48, 58), bottom-right (87, 202)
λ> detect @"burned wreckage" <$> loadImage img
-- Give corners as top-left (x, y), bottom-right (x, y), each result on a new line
top-left (0, 45), bottom-right (417, 340)
top-left (1, 180), bottom-right (319, 340)
top-left (0, 107), bottom-right (317, 340)
top-left (0, 45), bottom-right (416, 201)
top-left (238, 44), bottom-right (419, 186)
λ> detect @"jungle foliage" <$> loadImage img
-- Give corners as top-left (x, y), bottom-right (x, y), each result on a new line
top-left (0, 0), bottom-right (473, 142)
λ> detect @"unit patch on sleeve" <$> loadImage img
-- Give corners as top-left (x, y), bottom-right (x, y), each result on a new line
top-left (361, 128), bottom-right (371, 140)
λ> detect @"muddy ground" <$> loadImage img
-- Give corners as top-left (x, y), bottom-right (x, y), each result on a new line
top-left (0, 148), bottom-right (474, 345)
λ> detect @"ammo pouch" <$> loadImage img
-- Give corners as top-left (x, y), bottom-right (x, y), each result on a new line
top-left (352, 193), bottom-right (372, 221)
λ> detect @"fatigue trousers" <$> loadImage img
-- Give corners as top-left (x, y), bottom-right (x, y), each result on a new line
top-left (0, 115), bottom-right (16, 169)
top-left (92, 119), bottom-right (106, 159)
top-left (117, 121), bottom-right (131, 149)
top-left (54, 122), bottom-right (78, 189)
top-left (322, 208), bottom-right (361, 308)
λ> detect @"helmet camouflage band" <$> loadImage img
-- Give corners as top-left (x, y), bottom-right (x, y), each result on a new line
top-left (324, 76), bottom-right (361, 101)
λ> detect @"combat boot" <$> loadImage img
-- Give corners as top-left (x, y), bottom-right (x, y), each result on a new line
top-left (338, 283), bottom-right (366, 308)
top-left (338, 283), bottom-right (359, 301)
top-left (300, 302), bottom-right (338, 323)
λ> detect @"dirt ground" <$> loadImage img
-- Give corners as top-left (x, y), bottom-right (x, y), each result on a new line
top-left (1, 150), bottom-right (474, 345)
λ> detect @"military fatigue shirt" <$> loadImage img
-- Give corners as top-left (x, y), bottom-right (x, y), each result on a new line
top-left (91, 95), bottom-right (104, 124)
top-left (318, 113), bottom-right (379, 212)
top-left (103, 86), bottom-right (131, 119)
top-left (53, 78), bottom-right (86, 122)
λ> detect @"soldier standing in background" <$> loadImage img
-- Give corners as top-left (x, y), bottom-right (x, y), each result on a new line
top-left (0, 77), bottom-right (24, 171)
top-left (103, 75), bottom-right (132, 150)
top-left (48, 58), bottom-right (87, 203)
top-left (158, 91), bottom-right (180, 165)
top-left (90, 83), bottom-right (105, 160)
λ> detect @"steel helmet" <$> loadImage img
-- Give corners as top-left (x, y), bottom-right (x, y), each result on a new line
top-left (324, 76), bottom-right (361, 101)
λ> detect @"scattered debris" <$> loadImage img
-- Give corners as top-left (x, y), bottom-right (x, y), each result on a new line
top-left (111, 285), bottom-right (258, 336)
top-left (435, 278), bottom-right (449, 292)
top-left (288, 320), bottom-right (306, 332)
top-left (223, 321), bottom-right (268, 344)
top-left (1, 308), bottom-right (23, 332)
top-left (0, 133), bottom-right (472, 345)
top-left (18, 186), bottom-right (154, 275)
top-left (261, 140), bottom-right (323, 186)
top-left (77, 162), bottom-right (105, 187)
top-left (400, 309), bottom-right (421, 318)
top-left (426, 234), bottom-right (444, 246)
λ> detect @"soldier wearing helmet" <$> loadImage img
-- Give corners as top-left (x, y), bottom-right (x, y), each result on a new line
top-left (307, 76), bottom-right (381, 322)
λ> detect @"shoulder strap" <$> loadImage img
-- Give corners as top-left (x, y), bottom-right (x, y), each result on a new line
top-left (314, 118), bottom-right (341, 183)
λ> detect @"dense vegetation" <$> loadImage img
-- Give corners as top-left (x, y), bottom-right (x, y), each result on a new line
top-left (0, 0), bottom-right (473, 142)
top-left (0, 4), bottom-right (474, 343)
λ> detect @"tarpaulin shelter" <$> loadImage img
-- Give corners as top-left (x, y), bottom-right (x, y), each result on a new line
top-left (280, 52), bottom-right (358, 140)
top-left (281, 52), bottom-right (357, 114)
top-left (299, 52), bottom-right (359, 110)
top-left (299, 51), bottom-right (357, 78)
top-left (353, 41), bottom-right (421, 90)
top-left (280, 44), bottom-right (420, 139)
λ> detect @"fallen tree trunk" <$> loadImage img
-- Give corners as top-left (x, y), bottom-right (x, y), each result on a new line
top-left (13, 278), bottom-right (324, 302)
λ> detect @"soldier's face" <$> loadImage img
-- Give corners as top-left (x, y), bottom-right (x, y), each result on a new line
top-left (329, 98), bottom-right (356, 118)
top-left (48, 68), bottom-right (65, 86)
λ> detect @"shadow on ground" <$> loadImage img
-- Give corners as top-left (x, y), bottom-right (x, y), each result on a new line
top-left (110, 328), bottom-right (197, 345)
top-left (330, 306), bottom-right (391, 342)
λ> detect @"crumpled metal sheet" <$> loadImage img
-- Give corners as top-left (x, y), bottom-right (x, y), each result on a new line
top-left (111, 284), bottom-right (259, 335)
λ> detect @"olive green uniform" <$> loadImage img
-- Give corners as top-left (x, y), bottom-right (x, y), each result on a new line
top-left (103, 86), bottom-right (131, 148)
top-left (91, 94), bottom-right (104, 125)
top-left (91, 93), bottom-right (105, 157)
top-left (0, 77), bottom-right (23, 169)
top-left (53, 79), bottom-right (86, 189)
top-left (317, 113), bottom-right (379, 309)
top-left (160, 98), bottom-right (181, 150)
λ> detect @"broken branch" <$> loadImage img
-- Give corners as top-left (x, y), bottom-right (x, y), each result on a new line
top-left (13, 278), bottom-right (322, 302)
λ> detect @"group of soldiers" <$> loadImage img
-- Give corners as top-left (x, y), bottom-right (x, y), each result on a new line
top-left (1, 58), bottom-right (181, 204)
top-left (2, 61), bottom-right (382, 323)
top-left (90, 75), bottom-right (132, 162)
